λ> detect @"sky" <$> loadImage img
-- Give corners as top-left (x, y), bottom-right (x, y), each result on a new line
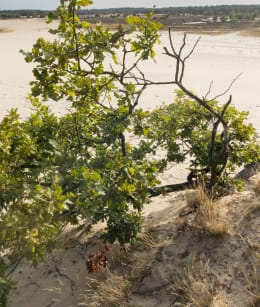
top-left (1, 0), bottom-right (260, 10)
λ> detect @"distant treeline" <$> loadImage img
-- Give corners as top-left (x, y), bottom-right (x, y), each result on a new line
top-left (0, 10), bottom-right (49, 19)
top-left (81, 5), bottom-right (260, 18)
top-left (1, 5), bottom-right (260, 20)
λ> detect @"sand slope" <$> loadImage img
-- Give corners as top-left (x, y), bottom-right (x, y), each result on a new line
top-left (7, 179), bottom-right (260, 307)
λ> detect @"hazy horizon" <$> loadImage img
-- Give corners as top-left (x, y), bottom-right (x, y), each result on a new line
top-left (1, 0), bottom-right (260, 10)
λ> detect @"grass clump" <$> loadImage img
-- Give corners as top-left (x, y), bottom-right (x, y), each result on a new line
top-left (82, 269), bottom-right (131, 307)
top-left (247, 254), bottom-right (260, 307)
top-left (252, 174), bottom-right (260, 195)
top-left (186, 185), bottom-right (229, 236)
top-left (170, 260), bottom-right (226, 307)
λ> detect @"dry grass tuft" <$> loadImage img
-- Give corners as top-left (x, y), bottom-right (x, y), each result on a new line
top-left (170, 260), bottom-right (227, 307)
top-left (252, 174), bottom-right (260, 195)
top-left (82, 269), bottom-right (131, 306)
top-left (186, 186), bottom-right (229, 236)
top-left (108, 243), bottom-right (131, 268)
top-left (135, 231), bottom-right (158, 249)
top-left (247, 254), bottom-right (260, 307)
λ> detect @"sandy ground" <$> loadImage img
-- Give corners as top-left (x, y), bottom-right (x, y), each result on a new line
top-left (6, 184), bottom-right (260, 307)
top-left (1, 19), bottom-right (260, 306)
top-left (0, 19), bottom-right (260, 130)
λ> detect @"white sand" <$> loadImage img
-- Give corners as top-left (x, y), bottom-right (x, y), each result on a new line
top-left (0, 19), bottom-right (59, 118)
top-left (1, 19), bottom-right (260, 129)
top-left (1, 19), bottom-right (260, 120)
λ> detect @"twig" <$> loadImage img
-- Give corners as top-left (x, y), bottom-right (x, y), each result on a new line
top-left (204, 80), bottom-right (214, 100)
top-left (209, 72), bottom-right (242, 102)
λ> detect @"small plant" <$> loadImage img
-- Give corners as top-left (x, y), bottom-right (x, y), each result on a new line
top-left (86, 242), bottom-right (110, 273)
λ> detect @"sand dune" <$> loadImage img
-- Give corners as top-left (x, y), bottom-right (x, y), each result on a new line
top-left (0, 19), bottom-right (260, 131)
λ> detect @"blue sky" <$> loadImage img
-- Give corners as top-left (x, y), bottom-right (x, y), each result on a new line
top-left (1, 0), bottom-right (260, 10)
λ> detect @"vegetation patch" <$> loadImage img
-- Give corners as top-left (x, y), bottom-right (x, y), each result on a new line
top-left (185, 186), bottom-right (229, 236)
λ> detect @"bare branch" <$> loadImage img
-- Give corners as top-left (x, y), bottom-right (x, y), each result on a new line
top-left (123, 56), bottom-right (142, 78)
top-left (168, 27), bottom-right (178, 57)
top-left (221, 95), bottom-right (232, 118)
top-left (119, 132), bottom-right (126, 156)
top-left (183, 36), bottom-right (201, 62)
top-left (180, 35), bottom-right (201, 82)
top-left (179, 33), bottom-right (187, 59)
top-left (209, 72), bottom-right (242, 102)
top-left (130, 84), bottom-right (147, 113)
top-left (204, 80), bottom-right (214, 100)
top-left (163, 46), bottom-right (176, 59)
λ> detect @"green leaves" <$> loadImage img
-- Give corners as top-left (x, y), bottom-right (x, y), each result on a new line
top-left (126, 13), bottom-right (162, 59)
top-left (0, 276), bottom-right (12, 307)
top-left (148, 92), bottom-right (260, 187)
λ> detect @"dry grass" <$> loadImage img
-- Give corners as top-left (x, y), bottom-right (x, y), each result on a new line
top-left (135, 231), bottom-right (158, 249)
top-left (170, 260), bottom-right (228, 307)
top-left (186, 186), bottom-right (229, 236)
top-left (106, 232), bottom-right (158, 268)
top-left (82, 269), bottom-right (131, 307)
top-left (127, 232), bottom-right (159, 283)
top-left (252, 174), bottom-right (260, 195)
top-left (247, 254), bottom-right (260, 307)
top-left (108, 243), bottom-right (130, 267)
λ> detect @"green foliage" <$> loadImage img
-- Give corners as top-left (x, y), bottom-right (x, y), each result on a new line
top-left (2, 4), bottom-right (163, 292)
top-left (0, 108), bottom-right (64, 258)
top-left (142, 90), bottom-right (260, 187)
top-left (0, 277), bottom-right (12, 307)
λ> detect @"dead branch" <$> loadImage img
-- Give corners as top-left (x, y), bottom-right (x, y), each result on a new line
top-left (204, 80), bottom-right (214, 100)
top-left (210, 72), bottom-right (242, 102)
top-left (161, 29), bottom-right (244, 189)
